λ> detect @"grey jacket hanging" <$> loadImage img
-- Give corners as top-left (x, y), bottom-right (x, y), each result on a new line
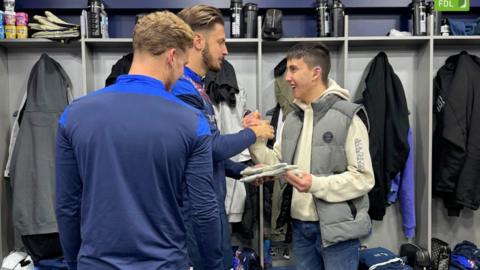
top-left (9, 53), bottom-right (72, 235)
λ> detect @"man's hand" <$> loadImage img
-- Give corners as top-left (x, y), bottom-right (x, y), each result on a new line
top-left (243, 111), bottom-right (274, 139)
top-left (243, 111), bottom-right (262, 127)
top-left (284, 170), bottom-right (312, 192)
top-left (249, 121), bottom-right (275, 139)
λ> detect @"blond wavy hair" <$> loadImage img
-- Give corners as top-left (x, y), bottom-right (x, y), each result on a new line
top-left (133, 11), bottom-right (194, 55)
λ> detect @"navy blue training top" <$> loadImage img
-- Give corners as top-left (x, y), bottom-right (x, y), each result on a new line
top-left (172, 67), bottom-right (256, 211)
top-left (55, 75), bottom-right (223, 270)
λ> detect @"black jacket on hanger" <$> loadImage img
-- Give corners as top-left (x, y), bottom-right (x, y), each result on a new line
top-left (433, 51), bottom-right (480, 216)
top-left (205, 59), bottom-right (239, 108)
top-left (361, 52), bottom-right (410, 220)
top-left (105, 53), bottom-right (133, 86)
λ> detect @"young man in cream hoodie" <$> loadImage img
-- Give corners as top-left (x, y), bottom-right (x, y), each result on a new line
top-left (246, 43), bottom-right (375, 270)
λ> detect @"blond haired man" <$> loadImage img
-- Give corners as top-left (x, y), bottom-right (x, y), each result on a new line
top-left (56, 11), bottom-right (223, 269)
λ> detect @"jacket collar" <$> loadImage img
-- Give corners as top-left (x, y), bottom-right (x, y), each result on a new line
top-left (184, 66), bottom-right (204, 84)
top-left (116, 74), bottom-right (167, 92)
top-left (292, 94), bottom-right (340, 116)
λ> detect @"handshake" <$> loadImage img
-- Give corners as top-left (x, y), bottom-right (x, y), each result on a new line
top-left (243, 111), bottom-right (275, 140)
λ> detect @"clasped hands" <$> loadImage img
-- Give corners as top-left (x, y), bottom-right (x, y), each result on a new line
top-left (242, 111), bottom-right (274, 140)
top-left (243, 111), bottom-right (312, 192)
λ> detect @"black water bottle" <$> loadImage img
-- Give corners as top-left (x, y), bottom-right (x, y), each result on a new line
top-left (243, 3), bottom-right (258, 38)
top-left (331, 0), bottom-right (344, 37)
top-left (412, 0), bottom-right (427, 36)
top-left (316, 0), bottom-right (330, 37)
top-left (427, 1), bottom-right (442, 36)
top-left (231, 0), bottom-right (243, 38)
top-left (88, 0), bottom-right (101, 38)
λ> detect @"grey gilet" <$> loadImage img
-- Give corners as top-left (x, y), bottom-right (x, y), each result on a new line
top-left (281, 93), bottom-right (372, 247)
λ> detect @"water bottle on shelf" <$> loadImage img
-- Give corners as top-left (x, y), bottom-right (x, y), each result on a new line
top-left (316, 0), bottom-right (330, 37)
top-left (231, 0), bottom-right (243, 38)
top-left (100, 2), bottom-right (109, 38)
top-left (331, 0), bottom-right (345, 37)
top-left (412, 0), bottom-right (427, 36)
top-left (427, 1), bottom-right (442, 35)
top-left (440, 18), bottom-right (450, 36)
top-left (243, 3), bottom-right (258, 38)
top-left (87, 0), bottom-right (102, 38)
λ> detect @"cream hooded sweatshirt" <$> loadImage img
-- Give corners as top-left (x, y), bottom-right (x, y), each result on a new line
top-left (249, 79), bottom-right (374, 221)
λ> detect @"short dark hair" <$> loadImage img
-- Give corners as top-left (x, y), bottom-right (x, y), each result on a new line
top-left (286, 42), bottom-right (331, 85)
top-left (177, 5), bottom-right (224, 32)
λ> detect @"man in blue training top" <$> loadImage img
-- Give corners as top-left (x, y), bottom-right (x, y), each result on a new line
top-left (55, 11), bottom-right (224, 270)
top-left (174, 5), bottom-right (275, 270)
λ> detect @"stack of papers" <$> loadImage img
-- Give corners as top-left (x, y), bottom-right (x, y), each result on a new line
top-left (239, 163), bottom-right (298, 183)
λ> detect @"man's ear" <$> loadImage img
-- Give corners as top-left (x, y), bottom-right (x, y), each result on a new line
top-left (193, 33), bottom-right (205, 51)
top-left (312, 66), bottom-right (322, 82)
top-left (166, 48), bottom-right (177, 67)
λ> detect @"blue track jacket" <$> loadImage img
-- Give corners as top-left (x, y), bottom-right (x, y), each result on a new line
top-left (171, 67), bottom-right (256, 210)
top-left (55, 75), bottom-right (223, 270)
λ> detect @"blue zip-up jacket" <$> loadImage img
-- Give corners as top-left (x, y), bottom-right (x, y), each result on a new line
top-left (387, 128), bottom-right (415, 238)
top-left (55, 75), bottom-right (223, 270)
top-left (172, 67), bottom-right (256, 210)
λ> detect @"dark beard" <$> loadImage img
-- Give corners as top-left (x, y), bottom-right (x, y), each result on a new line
top-left (202, 43), bottom-right (221, 72)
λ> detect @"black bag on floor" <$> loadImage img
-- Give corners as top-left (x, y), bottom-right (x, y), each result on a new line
top-left (21, 233), bottom-right (63, 263)
top-left (239, 247), bottom-right (262, 270)
top-left (400, 243), bottom-right (431, 270)
top-left (431, 238), bottom-right (450, 270)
